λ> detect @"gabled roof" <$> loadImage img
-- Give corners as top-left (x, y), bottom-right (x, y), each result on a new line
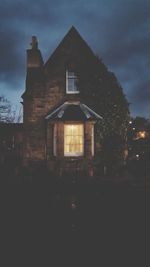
top-left (44, 26), bottom-right (96, 71)
top-left (45, 102), bottom-right (102, 121)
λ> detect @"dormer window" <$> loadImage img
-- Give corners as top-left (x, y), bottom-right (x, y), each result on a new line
top-left (66, 70), bottom-right (79, 94)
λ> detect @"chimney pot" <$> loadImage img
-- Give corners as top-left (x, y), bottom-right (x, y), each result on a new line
top-left (31, 36), bottom-right (38, 49)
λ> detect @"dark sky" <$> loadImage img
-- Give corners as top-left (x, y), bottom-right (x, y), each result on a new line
top-left (0, 0), bottom-right (149, 118)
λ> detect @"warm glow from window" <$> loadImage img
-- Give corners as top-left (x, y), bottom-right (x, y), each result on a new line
top-left (137, 131), bottom-right (146, 139)
top-left (64, 124), bottom-right (84, 156)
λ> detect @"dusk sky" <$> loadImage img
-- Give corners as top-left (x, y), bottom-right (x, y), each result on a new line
top-left (0, 0), bottom-right (149, 118)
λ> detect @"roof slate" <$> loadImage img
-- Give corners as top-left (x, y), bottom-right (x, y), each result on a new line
top-left (45, 102), bottom-right (102, 121)
top-left (44, 26), bottom-right (96, 71)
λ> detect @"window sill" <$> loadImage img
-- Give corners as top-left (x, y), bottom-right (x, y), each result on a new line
top-left (66, 91), bottom-right (79, 94)
top-left (64, 154), bottom-right (84, 157)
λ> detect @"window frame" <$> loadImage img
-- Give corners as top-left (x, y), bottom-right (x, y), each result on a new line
top-left (53, 123), bottom-right (57, 156)
top-left (64, 123), bottom-right (84, 157)
top-left (66, 70), bottom-right (79, 94)
top-left (91, 124), bottom-right (95, 156)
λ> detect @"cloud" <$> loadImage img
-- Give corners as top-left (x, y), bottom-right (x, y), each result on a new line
top-left (0, 0), bottom-right (149, 117)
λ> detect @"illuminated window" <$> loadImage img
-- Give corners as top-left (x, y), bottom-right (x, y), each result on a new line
top-left (66, 71), bottom-right (79, 94)
top-left (64, 124), bottom-right (84, 156)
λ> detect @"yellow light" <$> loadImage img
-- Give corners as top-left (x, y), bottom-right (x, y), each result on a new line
top-left (64, 124), bottom-right (84, 156)
top-left (138, 131), bottom-right (146, 139)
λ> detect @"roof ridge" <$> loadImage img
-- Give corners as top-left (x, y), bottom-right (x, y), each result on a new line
top-left (44, 26), bottom-right (95, 68)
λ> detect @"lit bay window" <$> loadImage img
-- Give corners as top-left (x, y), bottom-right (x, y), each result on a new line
top-left (66, 71), bottom-right (79, 94)
top-left (64, 124), bottom-right (84, 156)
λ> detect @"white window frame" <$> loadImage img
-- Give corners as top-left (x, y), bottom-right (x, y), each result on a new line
top-left (66, 70), bottom-right (79, 94)
top-left (91, 124), bottom-right (94, 156)
top-left (64, 124), bottom-right (84, 157)
top-left (53, 124), bottom-right (57, 156)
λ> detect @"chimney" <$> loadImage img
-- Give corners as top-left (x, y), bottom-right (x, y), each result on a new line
top-left (27, 36), bottom-right (43, 68)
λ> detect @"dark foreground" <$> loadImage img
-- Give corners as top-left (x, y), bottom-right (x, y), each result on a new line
top-left (1, 164), bottom-right (150, 265)
top-left (2, 181), bottom-right (150, 262)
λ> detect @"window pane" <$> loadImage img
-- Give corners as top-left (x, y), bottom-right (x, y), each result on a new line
top-left (66, 71), bottom-right (79, 93)
top-left (64, 124), bottom-right (84, 156)
top-left (74, 78), bottom-right (78, 91)
top-left (68, 72), bottom-right (75, 77)
top-left (68, 78), bottom-right (75, 91)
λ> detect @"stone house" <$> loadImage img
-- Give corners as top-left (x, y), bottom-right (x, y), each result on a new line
top-left (21, 26), bottom-right (104, 177)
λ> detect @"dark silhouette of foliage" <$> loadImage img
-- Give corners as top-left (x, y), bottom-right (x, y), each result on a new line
top-left (127, 116), bottom-right (150, 180)
top-left (76, 55), bottom-right (130, 138)
top-left (75, 54), bottom-right (130, 174)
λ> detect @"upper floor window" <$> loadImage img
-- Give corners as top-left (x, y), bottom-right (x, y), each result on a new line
top-left (66, 71), bottom-right (79, 94)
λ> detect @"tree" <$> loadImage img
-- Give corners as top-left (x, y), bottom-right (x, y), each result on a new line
top-left (77, 55), bottom-right (130, 137)
top-left (0, 95), bottom-right (19, 123)
top-left (76, 54), bottom-right (130, 174)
